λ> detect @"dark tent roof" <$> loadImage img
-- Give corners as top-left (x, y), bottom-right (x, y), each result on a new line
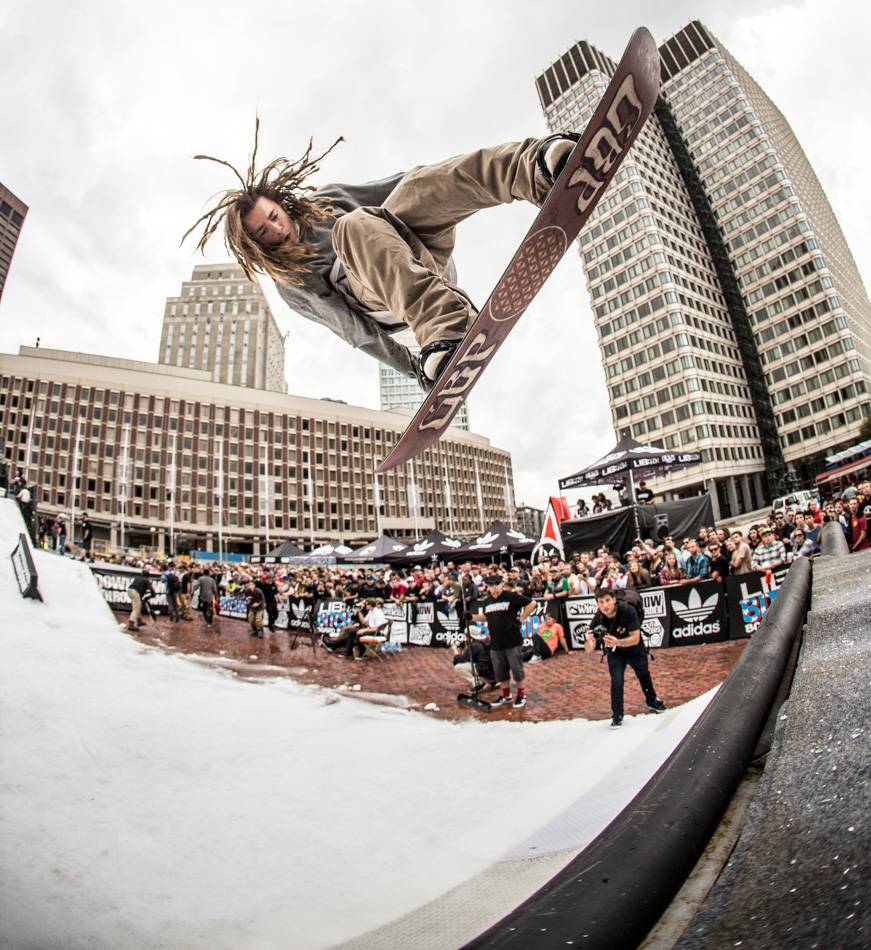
top-left (343, 535), bottom-right (409, 562)
top-left (385, 529), bottom-right (465, 564)
top-left (559, 435), bottom-right (701, 491)
top-left (559, 494), bottom-right (715, 556)
top-left (310, 540), bottom-right (356, 558)
top-left (263, 539), bottom-right (306, 559)
top-left (453, 522), bottom-right (536, 558)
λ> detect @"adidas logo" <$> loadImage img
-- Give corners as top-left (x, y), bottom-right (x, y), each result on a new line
top-left (672, 589), bottom-right (718, 622)
top-left (671, 589), bottom-right (720, 639)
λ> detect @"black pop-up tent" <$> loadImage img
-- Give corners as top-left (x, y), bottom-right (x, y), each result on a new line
top-left (263, 539), bottom-right (307, 559)
top-left (453, 522), bottom-right (536, 561)
top-left (343, 535), bottom-right (409, 563)
top-left (559, 435), bottom-right (702, 538)
top-left (385, 529), bottom-right (466, 565)
top-left (559, 494), bottom-right (716, 557)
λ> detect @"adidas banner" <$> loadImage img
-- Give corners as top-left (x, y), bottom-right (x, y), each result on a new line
top-left (666, 579), bottom-right (728, 646)
top-left (565, 579), bottom-right (727, 649)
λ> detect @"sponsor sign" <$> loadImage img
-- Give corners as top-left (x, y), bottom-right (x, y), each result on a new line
top-left (11, 532), bottom-right (42, 601)
top-left (91, 566), bottom-right (168, 611)
top-left (408, 624), bottom-right (434, 646)
top-left (725, 567), bottom-right (790, 639)
top-left (284, 597), bottom-right (314, 633)
top-left (666, 580), bottom-right (727, 646)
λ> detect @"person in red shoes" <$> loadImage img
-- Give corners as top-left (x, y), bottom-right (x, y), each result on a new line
top-left (471, 574), bottom-right (536, 708)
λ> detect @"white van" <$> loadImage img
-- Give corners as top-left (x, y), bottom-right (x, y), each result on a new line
top-left (771, 489), bottom-right (816, 513)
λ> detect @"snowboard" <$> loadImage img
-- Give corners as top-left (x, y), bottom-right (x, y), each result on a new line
top-left (377, 27), bottom-right (661, 474)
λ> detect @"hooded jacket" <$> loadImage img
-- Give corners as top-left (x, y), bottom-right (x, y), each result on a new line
top-left (275, 174), bottom-right (456, 381)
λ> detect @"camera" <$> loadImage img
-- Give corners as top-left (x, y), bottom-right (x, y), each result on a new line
top-left (589, 624), bottom-right (611, 652)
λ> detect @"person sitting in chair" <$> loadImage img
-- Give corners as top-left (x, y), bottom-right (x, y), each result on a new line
top-left (322, 598), bottom-right (388, 659)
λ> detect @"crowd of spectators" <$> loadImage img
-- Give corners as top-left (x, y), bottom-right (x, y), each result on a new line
top-left (93, 480), bottom-right (869, 628)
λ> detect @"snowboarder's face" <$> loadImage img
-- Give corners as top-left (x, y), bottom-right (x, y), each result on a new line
top-left (242, 196), bottom-right (299, 249)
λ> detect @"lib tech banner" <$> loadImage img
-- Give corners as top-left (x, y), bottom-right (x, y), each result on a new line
top-left (564, 580), bottom-right (727, 650)
top-left (725, 566), bottom-right (791, 639)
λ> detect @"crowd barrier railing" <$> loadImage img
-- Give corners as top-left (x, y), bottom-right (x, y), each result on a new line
top-left (90, 563), bottom-right (797, 649)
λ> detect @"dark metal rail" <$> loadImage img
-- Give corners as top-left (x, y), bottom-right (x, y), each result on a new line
top-left (465, 556), bottom-right (812, 950)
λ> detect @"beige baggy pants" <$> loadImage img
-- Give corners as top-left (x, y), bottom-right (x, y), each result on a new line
top-left (331, 138), bottom-right (551, 349)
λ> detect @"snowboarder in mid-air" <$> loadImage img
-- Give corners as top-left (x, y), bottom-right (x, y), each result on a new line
top-left (183, 124), bottom-right (579, 389)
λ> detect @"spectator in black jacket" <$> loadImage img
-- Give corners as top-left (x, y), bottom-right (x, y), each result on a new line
top-left (244, 581), bottom-right (266, 637)
top-left (196, 571), bottom-right (218, 627)
top-left (255, 573), bottom-right (279, 632)
top-left (127, 573), bottom-right (155, 630)
top-left (163, 564), bottom-right (181, 622)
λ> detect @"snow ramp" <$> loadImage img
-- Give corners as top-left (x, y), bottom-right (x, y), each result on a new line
top-left (0, 498), bottom-right (712, 949)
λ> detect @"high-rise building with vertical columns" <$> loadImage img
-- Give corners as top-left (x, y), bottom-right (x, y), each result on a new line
top-left (536, 22), bottom-right (871, 518)
top-left (0, 183), bottom-right (28, 303)
top-left (159, 264), bottom-right (287, 393)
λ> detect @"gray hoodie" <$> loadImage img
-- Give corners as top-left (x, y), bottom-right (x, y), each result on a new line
top-left (276, 174), bottom-right (454, 381)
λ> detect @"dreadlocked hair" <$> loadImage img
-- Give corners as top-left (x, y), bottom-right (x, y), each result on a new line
top-left (181, 117), bottom-right (344, 286)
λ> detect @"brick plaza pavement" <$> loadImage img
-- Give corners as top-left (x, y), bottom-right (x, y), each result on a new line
top-left (124, 610), bottom-right (746, 723)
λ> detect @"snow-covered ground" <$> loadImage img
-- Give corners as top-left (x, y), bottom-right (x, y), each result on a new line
top-left (0, 499), bottom-right (717, 949)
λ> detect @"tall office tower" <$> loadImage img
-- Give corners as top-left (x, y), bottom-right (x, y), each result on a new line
top-left (159, 264), bottom-right (287, 392)
top-left (379, 354), bottom-right (470, 430)
top-left (536, 22), bottom-right (871, 517)
top-left (0, 184), bottom-right (28, 302)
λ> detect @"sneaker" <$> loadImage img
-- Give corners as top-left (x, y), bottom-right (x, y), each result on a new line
top-left (528, 654), bottom-right (542, 664)
top-left (537, 132), bottom-right (581, 185)
top-left (354, 655), bottom-right (365, 661)
top-left (419, 339), bottom-right (461, 385)
top-left (513, 693), bottom-right (527, 708)
top-left (491, 694), bottom-right (513, 707)
top-left (611, 715), bottom-right (624, 727)
top-left (647, 698), bottom-right (667, 713)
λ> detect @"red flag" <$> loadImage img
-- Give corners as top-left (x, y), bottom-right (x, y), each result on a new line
top-left (532, 498), bottom-right (566, 561)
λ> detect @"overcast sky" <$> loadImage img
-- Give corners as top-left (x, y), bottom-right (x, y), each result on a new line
top-left (2, 0), bottom-right (869, 511)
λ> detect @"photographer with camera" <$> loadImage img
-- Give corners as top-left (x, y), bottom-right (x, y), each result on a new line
top-left (585, 587), bottom-right (666, 728)
top-left (450, 626), bottom-right (498, 693)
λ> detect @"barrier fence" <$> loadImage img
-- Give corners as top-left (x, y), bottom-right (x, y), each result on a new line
top-left (91, 564), bottom-right (794, 646)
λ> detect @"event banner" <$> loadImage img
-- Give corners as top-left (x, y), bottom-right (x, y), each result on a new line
top-left (92, 565), bottom-right (316, 633)
top-left (724, 566), bottom-right (791, 639)
top-left (564, 580), bottom-right (728, 650)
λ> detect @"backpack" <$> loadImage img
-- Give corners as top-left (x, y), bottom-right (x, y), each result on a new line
top-left (617, 586), bottom-right (645, 626)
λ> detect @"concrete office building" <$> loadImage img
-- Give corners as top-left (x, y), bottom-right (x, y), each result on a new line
top-left (0, 347), bottom-right (514, 555)
top-left (536, 22), bottom-right (871, 518)
top-left (0, 184), bottom-right (28, 302)
top-left (515, 503), bottom-right (544, 540)
top-left (379, 354), bottom-right (470, 431)
top-left (158, 264), bottom-right (287, 393)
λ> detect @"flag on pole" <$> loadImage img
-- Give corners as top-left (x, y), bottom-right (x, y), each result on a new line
top-left (531, 495), bottom-right (569, 562)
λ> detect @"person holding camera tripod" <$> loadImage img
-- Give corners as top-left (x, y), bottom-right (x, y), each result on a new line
top-left (586, 587), bottom-right (666, 728)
